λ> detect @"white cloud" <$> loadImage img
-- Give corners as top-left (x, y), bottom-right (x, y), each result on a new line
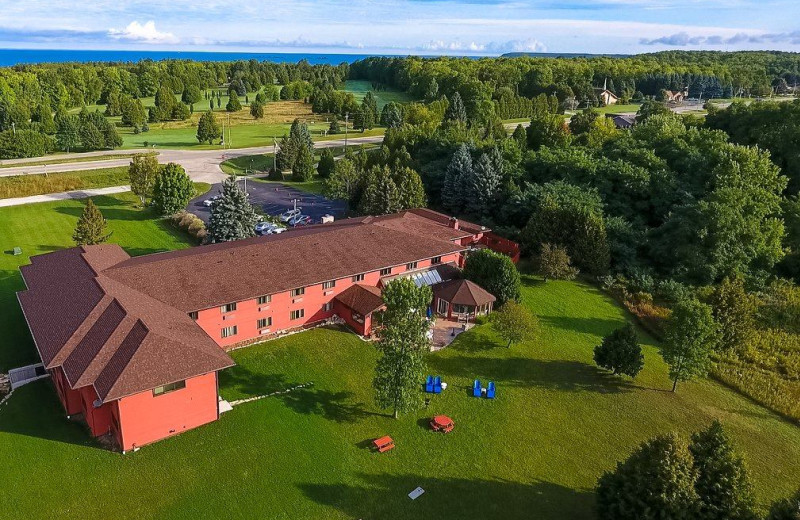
top-left (420, 37), bottom-right (546, 54)
top-left (108, 21), bottom-right (178, 44)
top-left (641, 30), bottom-right (800, 46)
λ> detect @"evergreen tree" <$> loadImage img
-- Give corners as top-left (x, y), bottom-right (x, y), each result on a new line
top-left (152, 163), bottom-right (195, 216)
top-left (80, 122), bottom-right (104, 150)
top-left (690, 421), bottom-right (757, 520)
top-left (373, 278), bottom-right (432, 418)
top-left (359, 166), bottom-right (400, 215)
top-left (250, 101), bottom-right (264, 119)
top-left (363, 91), bottom-right (379, 123)
top-left (466, 152), bottom-right (501, 216)
top-left (207, 175), bottom-right (260, 243)
top-left (72, 199), bottom-right (112, 246)
top-left (380, 102), bottom-right (403, 128)
top-left (154, 85), bottom-right (176, 121)
top-left (512, 124), bottom-right (527, 151)
top-left (292, 143), bottom-right (315, 182)
top-left (317, 148), bottom-right (335, 178)
top-left (226, 92), bottom-right (242, 112)
top-left (393, 166), bottom-right (427, 210)
top-left (593, 322), bottom-right (644, 377)
top-left (196, 111), bottom-right (221, 144)
top-left (766, 488), bottom-right (800, 520)
top-left (442, 144), bottom-right (472, 212)
top-left (444, 91), bottom-right (467, 123)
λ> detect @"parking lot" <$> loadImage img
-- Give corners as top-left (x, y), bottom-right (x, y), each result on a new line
top-left (188, 179), bottom-right (347, 225)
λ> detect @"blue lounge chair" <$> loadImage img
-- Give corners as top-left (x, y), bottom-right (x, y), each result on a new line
top-left (433, 376), bottom-right (442, 394)
top-left (486, 381), bottom-right (496, 399)
top-left (425, 375), bottom-right (434, 393)
top-left (472, 379), bottom-right (482, 397)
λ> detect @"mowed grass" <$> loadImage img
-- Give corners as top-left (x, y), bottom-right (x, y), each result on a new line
top-left (0, 191), bottom-right (199, 371)
top-left (0, 166), bottom-right (130, 199)
top-left (344, 80), bottom-right (415, 109)
top-left (2, 274), bottom-right (799, 519)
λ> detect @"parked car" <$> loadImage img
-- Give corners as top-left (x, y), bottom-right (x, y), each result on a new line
top-left (255, 222), bottom-right (286, 235)
top-left (279, 208), bottom-right (301, 222)
top-left (203, 195), bottom-right (221, 207)
top-left (287, 214), bottom-right (312, 227)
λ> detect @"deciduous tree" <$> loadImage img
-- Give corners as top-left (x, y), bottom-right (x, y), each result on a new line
top-left (152, 162), bottom-right (195, 216)
top-left (463, 249), bottom-right (521, 305)
top-left (129, 153), bottom-right (159, 205)
top-left (492, 301), bottom-right (538, 348)
top-left (662, 299), bottom-right (719, 392)
top-left (593, 322), bottom-right (644, 377)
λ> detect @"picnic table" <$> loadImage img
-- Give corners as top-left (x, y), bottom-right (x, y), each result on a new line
top-left (373, 435), bottom-right (395, 453)
top-left (430, 415), bottom-right (454, 433)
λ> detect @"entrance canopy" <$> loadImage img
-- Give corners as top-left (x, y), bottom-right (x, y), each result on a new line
top-left (433, 279), bottom-right (496, 308)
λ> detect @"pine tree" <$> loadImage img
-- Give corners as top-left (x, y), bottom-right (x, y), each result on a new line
top-left (73, 199), bottom-right (112, 246)
top-left (207, 175), bottom-right (260, 243)
top-left (359, 166), bottom-right (400, 215)
top-left (317, 148), bottom-right (335, 178)
top-left (196, 111), bottom-right (221, 144)
top-left (250, 101), bottom-right (264, 119)
top-left (466, 152), bottom-right (501, 216)
top-left (444, 91), bottom-right (467, 123)
top-left (292, 143), bottom-right (315, 182)
top-left (393, 166), bottom-right (427, 209)
top-left (226, 92), bottom-right (242, 112)
top-left (442, 143), bottom-right (472, 212)
top-left (373, 278), bottom-right (432, 418)
top-left (512, 124), bottom-right (527, 151)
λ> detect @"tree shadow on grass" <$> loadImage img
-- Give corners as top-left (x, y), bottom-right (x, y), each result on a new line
top-left (219, 365), bottom-right (374, 423)
top-left (299, 473), bottom-right (594, 520)
top-left (428, 356), bottom-right (637, 395)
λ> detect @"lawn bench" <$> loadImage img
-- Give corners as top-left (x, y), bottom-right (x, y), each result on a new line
top-left (373, 435), bottom-right (395, 453)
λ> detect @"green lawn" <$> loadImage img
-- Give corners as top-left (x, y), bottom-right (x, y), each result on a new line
top-left (344, 80), bottom-right (415, 110)
top-left (1, 272), bottom-right (799, 519)
top-left (0, 152), bottom-right (151, 168)
top-left (0, 166), bottom-right (130, 199)
top-left (220, 145), bottom-right (380, 175)
top-left (0, 191), bottom-right (201, 371)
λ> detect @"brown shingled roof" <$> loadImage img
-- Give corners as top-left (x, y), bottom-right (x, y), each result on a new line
top-left (433, 279), bottom-right (497, 307)
top-left (334, 284), bottom-right (385, 316)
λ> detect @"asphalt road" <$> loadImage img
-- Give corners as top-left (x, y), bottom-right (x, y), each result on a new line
top-left (0, 135), bottom-right (386, 182)
top-left (188, 179), bottom-right (347, 225)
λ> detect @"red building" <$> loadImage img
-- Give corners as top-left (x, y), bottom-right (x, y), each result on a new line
top-left (17, 209), bottom-right (514, 451)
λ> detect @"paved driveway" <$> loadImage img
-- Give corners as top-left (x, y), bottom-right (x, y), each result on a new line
top-left (188, 180), bottom-right (347, 225)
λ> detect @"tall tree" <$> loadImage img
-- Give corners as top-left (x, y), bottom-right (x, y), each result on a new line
top-left (394, 166), bottom-right (427, 210)
top-left (538, 243), bottom-right (578, 282)
top-left (597, 434), bottom-right (700, 520)
top-left (373, 278), bottom-right (432, 419)
top-left (196, 111), bottom-right (221, 144)
top-left (466, 152), bottom-right (501, 217)
top-left (662, 299), bottom-right (720, 392)
top-left (323, 157), bottom-right (361, 206)
top-left (463, 249), bottom-right (521, 306)
top-left (207, 175), bottom-right (260, 243)
top-left (152, 163), bottom-right (195, 216)
top-left (708, 276), bottom-right (755, 354)
top-left (226, 92), bottom-right (242, 112)
top-left (128, 153), bottom-right (159, 205)
top-left (250, 101), bottom-right (264, 119)
top-left (317, 148), bottom-right (335, 178)
top-left (492, 301), bottom-right (538, 348)
top-left (689, 421), bottom-right (757, 520)
top-left (56, 114), bottom-right (80, 153)
top-left (444, 91), bottom-right (467, 123)
top-left (442, 144), bottom-right (472, 212)
top-left (73, 199), bottom-right (112, 246)
top-left (380, 102), bottom-right (403, 128)
top-left (359, 166), bottom-right (400, 215)
top-left (593, 322), bottom-right (644, 378)
top-left (292, 143), bottom-right (315, 182)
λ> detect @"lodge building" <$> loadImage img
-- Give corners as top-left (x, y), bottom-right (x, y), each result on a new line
top-left (17, 209), bottom-right (518, 452)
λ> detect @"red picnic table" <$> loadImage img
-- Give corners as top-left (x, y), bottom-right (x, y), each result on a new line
top-left (430, 415), bottom-right (454, 433)
top-left (373, 435), bottom-right (395, 453)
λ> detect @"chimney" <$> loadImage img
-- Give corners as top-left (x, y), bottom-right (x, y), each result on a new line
top-left (449, 217), bottom-right (459, 230)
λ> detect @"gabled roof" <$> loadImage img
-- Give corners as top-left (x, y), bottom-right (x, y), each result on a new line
top-left (433, 279), bottom-right (497, 307)
top-left (334, 284), bottom-right (384, 316)
top-left (17, 246), bottom-right (234, 403)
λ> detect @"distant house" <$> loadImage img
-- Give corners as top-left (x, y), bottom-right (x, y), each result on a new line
top-left (664, 88), bottom-right (689, 103)
top-left (17, 209), bottom-right (518, 452)
top-left (608, 114), bottom-right (636, 129)
top-left (596, 89), bottom-right (619, 106)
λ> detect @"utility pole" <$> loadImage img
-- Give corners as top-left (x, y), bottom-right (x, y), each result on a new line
top-left (344, 112), bottom-right (349, 150)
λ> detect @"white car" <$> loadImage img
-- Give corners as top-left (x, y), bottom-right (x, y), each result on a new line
top-left (287, 214), bottom-right (312, 227)
top-left (279, 208), bottom-right (301, 222)
top-left (255, 222), bottom-right (286, 235)
top-left (203, 195), bottom-right (221, 207)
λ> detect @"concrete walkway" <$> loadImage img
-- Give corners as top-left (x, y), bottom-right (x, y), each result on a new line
top-left (0, 185), bottom-right (131, 207)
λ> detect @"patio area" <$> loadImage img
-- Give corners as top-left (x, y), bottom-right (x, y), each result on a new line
top-left (431, 319), bottom-right (473, 351)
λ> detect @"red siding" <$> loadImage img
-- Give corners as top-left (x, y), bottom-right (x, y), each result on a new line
top-left (115, 372), bottom-right (219, 452)
top-left (194, 253), bottom-right (462, 347)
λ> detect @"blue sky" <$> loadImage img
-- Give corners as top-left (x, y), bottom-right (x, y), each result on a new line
top-left (1, 0), bottom-right (799, 55)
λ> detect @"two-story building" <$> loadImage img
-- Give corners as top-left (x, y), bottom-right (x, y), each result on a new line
top-left (17, 209), bottom-right (513, 451)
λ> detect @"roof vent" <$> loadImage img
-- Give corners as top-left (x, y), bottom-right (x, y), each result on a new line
top-left (449, 217), bottom-right (459, 230)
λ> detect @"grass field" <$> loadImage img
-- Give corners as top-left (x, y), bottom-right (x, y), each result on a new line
top-left (0, 152), bottom-right (151, 168)
top-left (1, 269), bottom-right (799, 518)
top-left (0, 189), bottom-right (208, 371)
top-left (220, 144), bottom-right (380, 175)
top-left (344, 80), bottom-right (415, 109)
top-left (0, 166), bottom-right (130, 199)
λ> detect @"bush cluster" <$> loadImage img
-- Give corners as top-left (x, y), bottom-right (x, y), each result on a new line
top-left (171, 211), bottom-right (207, 243)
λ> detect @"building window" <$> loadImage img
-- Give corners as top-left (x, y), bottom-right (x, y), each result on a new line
top-left (290, 309), bottom-right (305, 320)
top-left (432, 256), bottom-right (442, 265)
top-left (257, 317), bottom-right (272, 329)
top-left (323, 280), bottom-right (336, 290)
top-left (406, 261), bottom-right (418, 270)
top-left (380, 267), bottom-right (392, 276)
top-left (221, 325), bottom-right (238, 338)
top-left (323, 302), bottom-right (333, 312)
top-left (257, 295), bottom-right (271, 305)
top-left (352, 273), bottom-right (365, 282)
top-left (291, 287), bottom-right (305, 297)
top-left (153, 380), bottom-right (186, 396)
top-left (220, 302), bottom-right (237, 313)
top-left (188, 311), bottom-right (198, 320)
